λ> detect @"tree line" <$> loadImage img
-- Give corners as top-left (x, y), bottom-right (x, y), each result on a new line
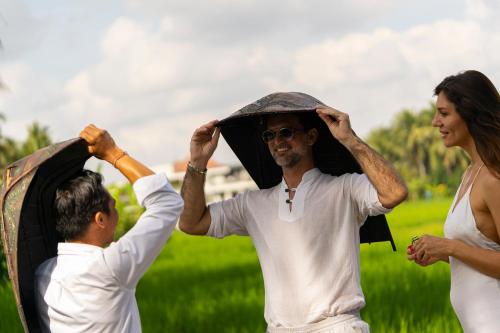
top-left (366, 103), bottom-right (469, 200)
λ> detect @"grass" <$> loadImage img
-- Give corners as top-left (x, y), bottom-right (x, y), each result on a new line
top-left (359, 198), bottom-right (460, 332)
top-left (0, 198), bottom-right (462, 332)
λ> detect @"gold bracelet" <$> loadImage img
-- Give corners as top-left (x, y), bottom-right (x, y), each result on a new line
top-left (113, 150), bottom-right (128, 168)
top-left (187, 161), bottom-right (207, 175)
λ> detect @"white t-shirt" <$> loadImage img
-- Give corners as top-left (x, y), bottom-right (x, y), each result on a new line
top-left (35, 173), bottom-right (184, 333)
top-left (208, 168), bottom-right (390, 328)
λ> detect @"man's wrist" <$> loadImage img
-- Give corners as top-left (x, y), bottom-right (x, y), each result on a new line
top-left (189, 158), bottom-right (208, 170)
top-left (104, 146), bottom-right (125, 164)
top-left (340, 134), bottom-right (362, 151)
top-left (187, 161), bottom-right (207, 175)
top-left (112, 150), bottom-right (128, 168)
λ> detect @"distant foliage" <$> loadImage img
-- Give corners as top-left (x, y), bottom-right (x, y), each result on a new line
top-left (366, 103), bottom-right (469, 200)
top-left (92, 162), bottom-right (145, 238)
top-left (0, 119), bottom-right (52, 181)
top-left (108, 182), bottom-right (145, 239)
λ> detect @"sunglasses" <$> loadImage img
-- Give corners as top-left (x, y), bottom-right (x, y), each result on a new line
top-left (261, 127), bottom-right (303, 143)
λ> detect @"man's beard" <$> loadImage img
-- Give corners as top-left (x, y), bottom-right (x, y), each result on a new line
top-left (271, 150), bottom-right (302, 168)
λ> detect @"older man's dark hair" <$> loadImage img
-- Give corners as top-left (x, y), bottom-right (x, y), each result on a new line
top-left (54, 170), bottom-right (111, 240)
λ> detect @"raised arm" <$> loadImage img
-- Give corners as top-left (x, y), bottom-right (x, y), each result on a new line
top-left (178, 120), bottom-right (220, 235)
top-left (316, 106), bottom-right (408, 209)
top-left (80, 124), bottom-right (184, 287)
top-left (79, 124), bottom-right (154, 183)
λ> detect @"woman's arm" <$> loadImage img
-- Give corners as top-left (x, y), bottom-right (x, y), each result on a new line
top-left (413, 172), bottom-right (500, 277)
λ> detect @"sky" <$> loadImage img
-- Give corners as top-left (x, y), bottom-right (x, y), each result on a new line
top-left (0, 0), bottom-right (499, 182)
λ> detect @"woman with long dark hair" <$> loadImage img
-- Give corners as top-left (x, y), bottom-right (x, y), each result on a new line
top-left (408, 70), bottom-right (500, 333)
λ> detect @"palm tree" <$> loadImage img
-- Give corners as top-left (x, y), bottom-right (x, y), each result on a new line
top-left (21, 122), bottom-right (52, 156)
top-left (407, 126), bottom-right (437, 179)
top-left (366, 103), bottom-right (468, 199)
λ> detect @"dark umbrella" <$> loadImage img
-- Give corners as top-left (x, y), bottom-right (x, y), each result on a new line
top-left (217, 92), bottom-right (396, 250)
top-left (0, 138), bottom-right (90, 333)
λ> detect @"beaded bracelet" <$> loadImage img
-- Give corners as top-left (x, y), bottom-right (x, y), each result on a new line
top-left (187, 161), bottom-right (207, 175)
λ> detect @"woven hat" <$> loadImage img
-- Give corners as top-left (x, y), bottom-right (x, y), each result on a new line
top-left (0, 138), bottom-right (90, 332)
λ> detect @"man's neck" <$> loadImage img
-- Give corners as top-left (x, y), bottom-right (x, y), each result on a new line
top-left (68, 236), bottom-right (107, 248)
top-left (282, 163), bottom-right (316, 189)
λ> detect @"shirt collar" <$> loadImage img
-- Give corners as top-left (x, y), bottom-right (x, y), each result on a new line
top-left (301, 168), bottom-right (321, 183)
top-left (58, 242), bottom-right (102, 255)
top-left (280, 167), bottom-right (321, 189)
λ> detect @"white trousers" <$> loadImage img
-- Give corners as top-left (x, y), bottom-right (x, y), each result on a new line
top-left (266, 314), bottom-right (369, 333)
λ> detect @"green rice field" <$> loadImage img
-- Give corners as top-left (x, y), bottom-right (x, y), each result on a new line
top-left (0, 198), bottom-right (462, 332)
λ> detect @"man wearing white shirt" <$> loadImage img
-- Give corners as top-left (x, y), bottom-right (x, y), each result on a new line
top-left (179, 104), bottom-right (407, 332)
top-left (34, 124), bottom-right (184, 333)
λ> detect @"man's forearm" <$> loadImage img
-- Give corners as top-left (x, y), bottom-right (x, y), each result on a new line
top-left (113, 152), bottom-right (155, 184)
top-left (79, 125), bottom-right (154, 184)
top-left (343, 135), bottom-right (408, 208)
top-left (179, 168), bottom-right (209, 234)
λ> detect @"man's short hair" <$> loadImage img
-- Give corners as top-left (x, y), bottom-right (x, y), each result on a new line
top-left (54, 170), bottom-right (110, 240)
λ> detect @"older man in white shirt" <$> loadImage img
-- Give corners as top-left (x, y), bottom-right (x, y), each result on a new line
top-left (34, 125), bottom-right (184, 333)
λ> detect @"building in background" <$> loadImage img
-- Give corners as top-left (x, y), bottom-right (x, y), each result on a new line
top-left (152, 158), bottom-right (258, 203)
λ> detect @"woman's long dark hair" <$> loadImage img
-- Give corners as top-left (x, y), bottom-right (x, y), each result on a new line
top-left (434, 70), bottom-right (500, 177)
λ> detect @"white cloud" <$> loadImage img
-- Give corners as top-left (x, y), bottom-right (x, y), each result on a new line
top-left (0, 62), bottom-right (68, 140)
top-left (127, 0), bottom-right (397, 44)
top-left (288, 18), bottom-right (500, 134)
top-left (93, 17), bottom-right (193, 96)
top-left (0, 0), bottom-right (48, 59)
top-left (0, 61), bottom-right (31, 92)
top-left (2, 0), bottom-right (500, 183)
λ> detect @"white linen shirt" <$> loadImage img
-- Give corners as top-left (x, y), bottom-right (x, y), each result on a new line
top-left (208, 168), bottom-right (391, 328)
top-left (35, 173), bottom-right (183, 333)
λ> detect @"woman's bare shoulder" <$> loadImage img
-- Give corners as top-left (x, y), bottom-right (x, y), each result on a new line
top-left (479, 167), bottom-right (500, 196)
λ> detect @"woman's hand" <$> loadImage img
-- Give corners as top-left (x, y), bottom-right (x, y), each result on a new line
top-left (410, 235), bottom-right (453, 265)
top-left (407, 243), bottom-right (440, 266)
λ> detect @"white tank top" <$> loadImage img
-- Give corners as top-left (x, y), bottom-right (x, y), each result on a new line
top-left (444, 165), bottom-right (500, 333)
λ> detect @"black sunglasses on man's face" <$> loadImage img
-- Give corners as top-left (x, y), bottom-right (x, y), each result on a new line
top-left (261, 127), bottom-right (303, 143)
